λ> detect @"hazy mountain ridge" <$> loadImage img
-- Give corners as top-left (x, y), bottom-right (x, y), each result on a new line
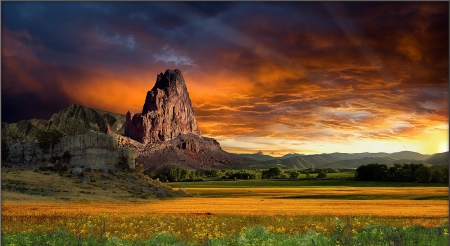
top-left (236, 153), bottom-right (277, 161)
top-left (384, 151), bottom-right (431, 161)
top-left (238, 151), bottom-right (444, 170)
top-left (323, 157), bottom-right (425, 169)
top-left (240, 154), bottom-right (340, 169)
top-left (425, 152), bottom-right (449, 166)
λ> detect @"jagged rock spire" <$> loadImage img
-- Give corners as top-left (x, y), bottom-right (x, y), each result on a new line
top-left (125, 69), bottom-right (201, 144)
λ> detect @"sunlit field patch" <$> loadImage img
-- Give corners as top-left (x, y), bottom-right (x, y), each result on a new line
top-left (183, 187), bottom-right (449, 200)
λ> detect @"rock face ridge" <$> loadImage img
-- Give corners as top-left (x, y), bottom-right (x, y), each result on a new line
top-left (125, 69), bottom-right (201, 144)
top-left (6, 131), bottom-right (136, 170)
top-left (2, 104), bottom-right (126, 137)
top-left (135, 134), bottom-right (248, 174)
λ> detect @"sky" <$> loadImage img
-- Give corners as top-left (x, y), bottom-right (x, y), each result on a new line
top-left (1, 2), bottom-right (449, 156)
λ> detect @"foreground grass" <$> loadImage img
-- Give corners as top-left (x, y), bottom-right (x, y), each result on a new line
top-left (2, 211), bottom-right (448, 245)
top-left (2, 222), bottom-right (448, 246)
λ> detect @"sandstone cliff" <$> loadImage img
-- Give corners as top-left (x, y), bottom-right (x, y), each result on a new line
top-left (6, 131), bottom-right (136, 170)
top-left (125, 69), bottom-right (201, 144)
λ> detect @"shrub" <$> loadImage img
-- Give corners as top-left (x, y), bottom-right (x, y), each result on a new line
top-left (116, 157), bottom-right (129, 171)
top-left (62, 151), bottom-right (72, 162)
top-left (135, 163), bottom-right (144, 173)
top-left (35, 127), bottom-right (63, 151)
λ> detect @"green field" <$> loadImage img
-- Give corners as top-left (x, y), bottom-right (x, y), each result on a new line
top-left (167, 178), bottom-right (449, 188)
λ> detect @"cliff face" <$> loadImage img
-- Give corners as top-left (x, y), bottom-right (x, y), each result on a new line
top-left (6, 131), bottom-right (136, 170)
top-left (135, 134), bottom-right (248, 174)
top-left (125, 69), bottom-right (201, 144)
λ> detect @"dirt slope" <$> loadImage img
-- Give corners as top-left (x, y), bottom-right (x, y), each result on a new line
top-left (1, 167), bottom-right (184, 203)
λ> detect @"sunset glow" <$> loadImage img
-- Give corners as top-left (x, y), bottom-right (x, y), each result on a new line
top-left (1, 2), bottom-right (448, 155)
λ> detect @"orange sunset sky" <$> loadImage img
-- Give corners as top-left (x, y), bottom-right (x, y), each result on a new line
top-left (1, 2), bottom-right (448, 156)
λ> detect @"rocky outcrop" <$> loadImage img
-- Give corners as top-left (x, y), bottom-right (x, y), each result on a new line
top-left (2, 104), bottom-right (126, 138)
top-left (125, 69), bottom-right (201, 144)
top-left (6, 131), bottom-right (136, 170)
top-left (121, 69), bottom-right (252, 172)
top-left (135, 133), bottom-right (249, 173)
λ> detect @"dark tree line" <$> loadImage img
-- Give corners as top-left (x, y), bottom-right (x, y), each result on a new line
top-left (153, 166), bottom-right (344, 182)
top-left (355, 163), bottom-right (448, 183)
top-left (154, 167), bottom-right (203, 182)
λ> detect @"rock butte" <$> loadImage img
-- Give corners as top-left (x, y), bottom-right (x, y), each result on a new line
top-left (123, 69), bottom-right (250, 172)
top-left (125, 69), bottom-right (201, 144)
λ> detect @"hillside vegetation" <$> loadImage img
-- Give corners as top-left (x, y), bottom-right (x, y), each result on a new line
top-left (1, 104), bottom-right (125, 139)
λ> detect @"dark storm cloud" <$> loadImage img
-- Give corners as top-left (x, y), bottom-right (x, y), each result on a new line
top-left (1, 92), bottom-right (70, 123)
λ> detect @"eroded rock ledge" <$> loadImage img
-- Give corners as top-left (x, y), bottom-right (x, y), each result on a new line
top-left (6, 131), bottom-right (136, 170)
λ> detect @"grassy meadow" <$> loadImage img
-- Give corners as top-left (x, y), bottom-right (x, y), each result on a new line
top-left (2, 174), bottom-right (449, 245)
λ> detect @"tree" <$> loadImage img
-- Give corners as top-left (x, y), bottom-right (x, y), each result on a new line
top-left (34, 127), bottom-right (64, 150)
top-left (262, 167), bottom-right (283, 179)
top-left (430, 169), bottom-right (444, 183)
top-left (442, 165), bottom-right (449, 181)
top-left (289, 171), bottom-right (300, 180)
top-left (317, 172), bottom-right (327, 179)
top-left (391, 168), bottom-right (415, 182)
top-left (415, 166), bottom-right (431, 182)
top-left (204, 169), bottom-right (220, 177)
top-left (355, 163), bottom-right (389, 181)
top-left (305, 171), bottom-right (311, 179)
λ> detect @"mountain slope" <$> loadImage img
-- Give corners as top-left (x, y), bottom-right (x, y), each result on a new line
top-left (425, 152), bottom-right (449, 166)
top-left (3, 104), bottom-right (126, 137)
top-left (240, 154), bottom-right (340, 169)
top-left (281, 153), bottom-right (304, 159)
top-left (235, 153), bottom-right (276, 161)
top-left (323, 157), bottom-right (425, 168)
top-left (385, 151), bottom-right (431, 161)
top-left (327, 152), bottom-right (389, 160)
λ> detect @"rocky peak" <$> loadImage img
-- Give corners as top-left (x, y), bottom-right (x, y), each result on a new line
top-left (125, 69), bottom-right (201, 144)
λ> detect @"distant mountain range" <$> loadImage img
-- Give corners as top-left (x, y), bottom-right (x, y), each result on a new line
top-left (426, 152), bottom-right (449, 166)
top-left (237, 150), bottom-right (447, 169)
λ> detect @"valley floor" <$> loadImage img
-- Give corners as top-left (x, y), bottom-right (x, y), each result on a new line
top-left (1, 168), bottom-right (448, 245)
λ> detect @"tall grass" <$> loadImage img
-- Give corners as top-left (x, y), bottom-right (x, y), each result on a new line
top-left (2, 212), bottom-right (448, 245)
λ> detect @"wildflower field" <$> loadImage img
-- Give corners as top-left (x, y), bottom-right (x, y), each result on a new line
top-left (2, 184), bottom-right (448, 245)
